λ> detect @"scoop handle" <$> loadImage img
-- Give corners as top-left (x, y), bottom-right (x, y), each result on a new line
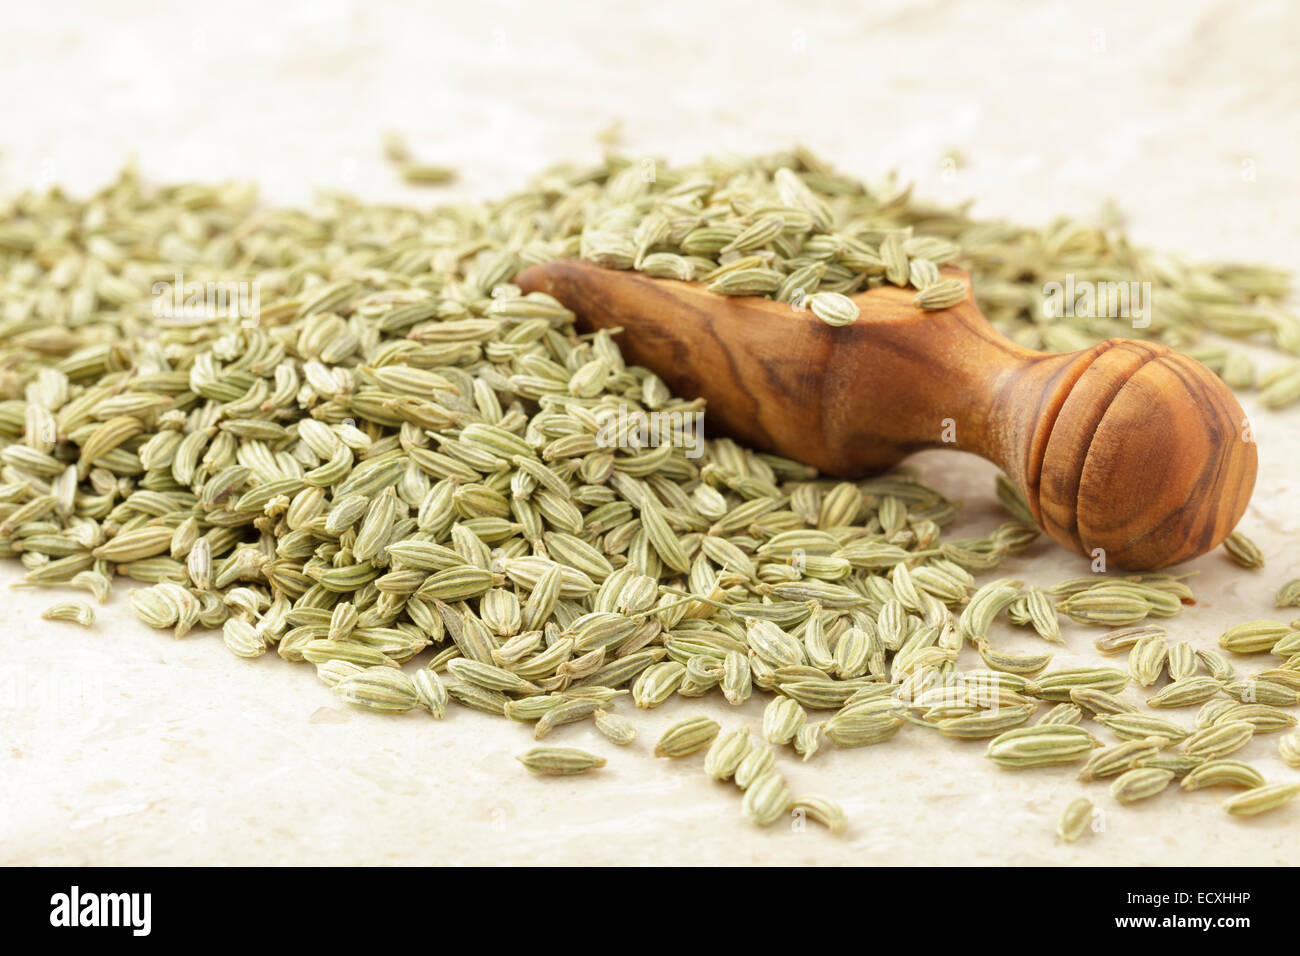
top-left (517, 261), bottom-right (1257, 569)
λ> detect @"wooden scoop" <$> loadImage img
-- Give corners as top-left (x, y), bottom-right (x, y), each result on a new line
top-left (516, 260), bottom-right (1257, 570)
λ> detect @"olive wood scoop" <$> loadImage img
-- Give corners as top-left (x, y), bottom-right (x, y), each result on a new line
top-left (516, 261), bottom-right (1257, 570)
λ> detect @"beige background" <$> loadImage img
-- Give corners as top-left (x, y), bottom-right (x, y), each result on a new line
top-left (1, 0), bottom-right (1298, 865)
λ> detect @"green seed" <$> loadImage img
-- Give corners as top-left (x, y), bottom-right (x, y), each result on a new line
top-left (1221, 782), bottom-right (1300, 816)
top-left (986, 725), bottom-right (1099, 768)
top-left (1179, 760), bottom-right (1266, 791)
top-left (792, 795), bottom-right (847, 834)
top-left (516, 747), bottom-right (606, 775)
top-left (1110, 767), bottom-right (1174, 804)
top-left (333, 667), bottom-right (418, 713)
top-left (1181, 720), bottom-right (1255, 760)
top-left (654, 716), bottom-right (721, 758)
top-left (704, 727), bottom-right (753, 780)
top-left (742, 771), bottom-right (793, 826)
top-left (1057, 797), bottom-right (1095, 842)
top-left (1094, 624), bottom-right (1165, 656)
top-left (1095, 712), bottom-right (1189, 743)
top-left (1127, 633), bottom-right (1168, 687)
top-left (1222, 530), bottom-right (1264, 569)
top-left (807, 292), bottom-right (860, 327)
top-left (762, 696), bottom-right (808, 746)
top-left (1032, 667), bottom-right (1129, 702)
top-left (1147, 676), bottom-right (1223, 708)
top-left (1078, 737), bottom-right (1169, 781)
top-left (825, 712), bottom-right (904, 748)
top-left (734, 745), bottom-right (777, 790)
top-left (594, 709), bottom-right (637, 746)
top-left (1138, 754), bottom-right (1205, 777)
top-left (1276, 578), bottom-right (1300, 609)
top-left (40, 600), bottom-right (96, 627)
top-left (1219, 621), bottom-right (1293, 654)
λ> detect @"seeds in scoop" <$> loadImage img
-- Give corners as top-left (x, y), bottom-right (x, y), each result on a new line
top-left (807, 292), bottom-right (860, 327)
top-left (912, 278), bottom-right (967, 310)
top-left (516, 747), bottom-right (606, 775)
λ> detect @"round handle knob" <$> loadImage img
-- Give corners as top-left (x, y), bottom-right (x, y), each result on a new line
top-left (1030, 340), bottom-right (1256, 569)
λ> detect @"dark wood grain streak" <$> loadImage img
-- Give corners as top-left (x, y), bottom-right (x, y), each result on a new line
top-left (1039, 341), bottom-right (1160, 552)
top-left (516, 260), bottom-right (1258, 569)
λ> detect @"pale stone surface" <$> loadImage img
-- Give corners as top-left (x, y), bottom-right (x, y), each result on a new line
top-left (1, 0), bottom-right (1297, 865)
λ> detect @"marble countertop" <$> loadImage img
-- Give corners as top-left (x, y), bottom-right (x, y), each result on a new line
top-left (2, 0), bottom-right (1297, 865)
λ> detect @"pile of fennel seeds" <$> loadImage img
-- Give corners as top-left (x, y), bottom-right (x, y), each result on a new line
top-left (2, 148), bottom-right (1299, 837)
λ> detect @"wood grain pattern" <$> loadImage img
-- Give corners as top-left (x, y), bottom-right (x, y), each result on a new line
top-left (516, 260), bottom-right (1258, 569)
